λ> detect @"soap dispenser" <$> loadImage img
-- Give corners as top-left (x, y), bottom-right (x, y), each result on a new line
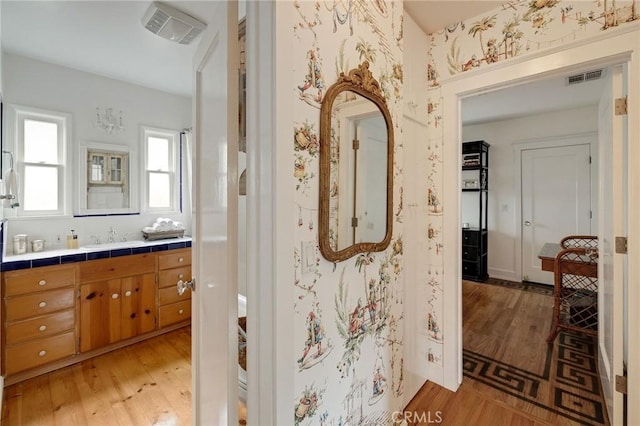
top-left (66, 230), bottom-right (79, 249)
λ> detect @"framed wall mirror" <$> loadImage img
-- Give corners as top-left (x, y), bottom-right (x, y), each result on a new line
top-left (319, 61), bottom-right (394, 262)
top-left (77, 141), bottom-right (138, 216)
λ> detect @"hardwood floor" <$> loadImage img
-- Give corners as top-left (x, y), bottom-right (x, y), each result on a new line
top-left (405, 280), bottom-right (608, 425)
top-left (1, 327), bottom-right (247, 425)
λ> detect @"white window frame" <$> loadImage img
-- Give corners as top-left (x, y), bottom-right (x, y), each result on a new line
top-left (6, 104), bottom-right (72, 217)
top-left (141, 126), bottom-right (180, 213)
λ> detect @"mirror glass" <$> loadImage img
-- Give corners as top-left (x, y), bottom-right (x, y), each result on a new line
top-left (319, 62), bottom-right (393, 262)
top-left (329, 91), bottom-right (388, 251)
top-left (78, 142), bottom-right (137, 215)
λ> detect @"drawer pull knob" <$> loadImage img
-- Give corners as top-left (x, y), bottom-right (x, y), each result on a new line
top-left (38, 350), bottom-right (47, 357)
top-left (178, 257), bottom-right (184, 262)
top-left (179, 273), bottom-right (184, 279)
top-left (125, 290), bottom-right (132, 297)
top-left (39, 325), bottom-right (47, 332)
top-left (112, 293), bottom-right (119, 299)
top-left (38, 301), bottom-right (47, 308)
top-left (178, 309), bottom-right (184, 315)
top-left (38, 280), bottom-right (47, 286)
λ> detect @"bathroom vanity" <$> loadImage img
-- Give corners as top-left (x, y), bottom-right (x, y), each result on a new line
top-left (1, 241), bottom-right (191, 385)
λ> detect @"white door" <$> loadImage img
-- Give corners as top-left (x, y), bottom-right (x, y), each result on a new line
top-left (191, 2), bottom-right (239, 424)
top-left (354, 116), bottom-right (387, 244)
top-left (598, 64), bottom-right (626, 425)
top-left (521, 144), bottom-right (591, 284)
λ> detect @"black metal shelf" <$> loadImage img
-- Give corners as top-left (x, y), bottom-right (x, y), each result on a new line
top-left (461, 141), bottom-right (490, 282)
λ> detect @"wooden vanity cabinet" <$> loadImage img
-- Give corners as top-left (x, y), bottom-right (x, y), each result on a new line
top-left (79, 254), bottom-right (156, 352)
top-left (3, 264), bottom-right (78, 376)
top-left (157, 249), bottom-right (192, 328)
top-left (2, 247), bottom-right (191, 383)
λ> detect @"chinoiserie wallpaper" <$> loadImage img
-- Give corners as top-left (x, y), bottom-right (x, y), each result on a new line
top-left (287, 0), bottom-right (637, 423)
top-left (291, 1), bottom-right (404, 424)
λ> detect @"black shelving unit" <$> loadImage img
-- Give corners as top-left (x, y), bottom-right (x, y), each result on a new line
top-left (461, 141), bottom-right (489, 282)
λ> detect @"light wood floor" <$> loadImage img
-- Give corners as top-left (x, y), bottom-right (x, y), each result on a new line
top-left (1, 327), bottom-right (247, 425)
top-left (405, 280), bottom-right (608, 425)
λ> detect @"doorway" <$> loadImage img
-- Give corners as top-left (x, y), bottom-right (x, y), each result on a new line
top-left (445, 34), bottom-right (638, 421)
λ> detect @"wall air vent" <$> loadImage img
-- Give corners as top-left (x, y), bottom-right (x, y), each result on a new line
top-left (142, 2), bottom-right (207, 45)
top-left (567, 69), bottom-right (604, 85)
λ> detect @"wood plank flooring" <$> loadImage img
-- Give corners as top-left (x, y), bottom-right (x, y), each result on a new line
top-left (1, 327), bottom-right (247, 426)
top-left (405, 280), bottom-right (608, 425)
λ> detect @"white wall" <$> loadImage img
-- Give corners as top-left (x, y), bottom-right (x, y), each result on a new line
top-left (462, 105), bottom-right (598, 281)
top-left (2, 53), bottom-right (192, 249)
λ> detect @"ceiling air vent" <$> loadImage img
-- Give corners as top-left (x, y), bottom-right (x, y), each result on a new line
top-left (142, 2), bottom-right (207, 45)
top-left (567, 69), bottom-right (603, 85)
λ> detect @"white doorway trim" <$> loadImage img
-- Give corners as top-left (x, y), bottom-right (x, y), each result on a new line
top-left (439, 28), bottom-right (639, 425)
top-left (245, 2), bottom-right (296, 424)
top-left (512, 132), bottom-right (598, 284)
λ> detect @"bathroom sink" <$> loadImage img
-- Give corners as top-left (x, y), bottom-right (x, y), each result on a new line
top-left (81, 240), bottom-right (146, 250)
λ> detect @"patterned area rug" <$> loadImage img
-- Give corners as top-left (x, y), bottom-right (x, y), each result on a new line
top-left (463, 331), bottom-right (607, 425)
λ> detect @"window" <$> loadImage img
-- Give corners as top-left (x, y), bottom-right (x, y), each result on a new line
top-left (142, 127), bottom-right (179, 212)
top-left (10, 106), bottom-right (71, 216)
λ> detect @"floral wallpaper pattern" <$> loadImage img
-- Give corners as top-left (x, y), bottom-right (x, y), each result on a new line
top-left (291, 0), bottom-right (404, 423)
top-left (429, 0), bottom-right (638, 85)
top-left (287, 0), bottom-right (636, 422)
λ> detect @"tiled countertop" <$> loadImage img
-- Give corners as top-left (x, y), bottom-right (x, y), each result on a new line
top-left (2, 237), bottom-right (192, 271)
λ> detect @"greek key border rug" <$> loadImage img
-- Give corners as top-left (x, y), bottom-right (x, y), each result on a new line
top-left (463, 331), bottom-right (608, 425)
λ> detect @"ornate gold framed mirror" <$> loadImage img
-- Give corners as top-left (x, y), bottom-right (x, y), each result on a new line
top-left (318, 61), bottom-right (394, 262)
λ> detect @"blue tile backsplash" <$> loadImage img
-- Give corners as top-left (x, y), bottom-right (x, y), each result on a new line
top-left (1, 239), bottom-right (191, 272)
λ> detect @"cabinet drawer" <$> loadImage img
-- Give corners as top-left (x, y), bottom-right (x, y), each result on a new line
top-left (4, 265), bottom-right (76, 297)
top-left (462, 246), bottom-right (479, 261)
top-left (79, 253), bottom-right (155, 282)
top-left (158, 250), bottom-right (191, 270)
top-left (5, 309), bottom-right (75, 345)
top-left (5, 288), bottom-right (75, 322)
top-left (462, 261), bottom-right (479, 277)
top-left (462, 230), bottom-right (480, 246)
top-left (5, 331), bottom-right (76, 375)
top-left (159, 286), bottom-right (191, 306)
top-left (158, 266), bottom-right (192, 289)
top-left (159, 300), bottom-right (191, 328)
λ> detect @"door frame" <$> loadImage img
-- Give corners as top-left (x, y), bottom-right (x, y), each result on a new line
top-left (191, 1), bottom-right (239, 423)
top-left (439, 27), bottom-right (639, 424)
top-left (513, 133), bottom-right (597, 284)
top-left (245, 2), bottom-right (296, 424)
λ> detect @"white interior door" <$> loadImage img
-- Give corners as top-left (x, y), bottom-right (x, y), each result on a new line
top-left (191, 2), bottom-right (238, 424)
top-left (354, 116), bottom-right (387, 243)
top-left (521, 144), bottom-right (591, 284)
top-left (598, 64), bottom-right (625, 425)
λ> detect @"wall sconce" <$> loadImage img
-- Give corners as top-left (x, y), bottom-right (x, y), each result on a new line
top-left (95, 107), bottom-right (124, 135)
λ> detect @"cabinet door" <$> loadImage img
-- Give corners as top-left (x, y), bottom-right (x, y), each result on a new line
top-left (88, 152), bottom-right (107, 184)
top-left (108, 154), bottom-right (124, 184)
top-left (80, 279), bottom-right (122, 352)
top-left (120, 273), bottom-right (156, 339)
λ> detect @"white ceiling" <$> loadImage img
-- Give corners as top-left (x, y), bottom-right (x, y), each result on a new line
top-left (1, 1), bottom-right (603, 123)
